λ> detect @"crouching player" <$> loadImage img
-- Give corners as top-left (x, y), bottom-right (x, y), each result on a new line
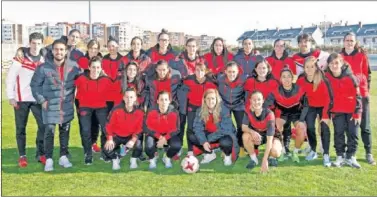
top-left (104, 88), bottom-right (144, 170)
top-left (242, 91), bottom-right (282, 172)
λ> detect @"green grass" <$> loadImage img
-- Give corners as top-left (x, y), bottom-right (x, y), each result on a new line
top-left (1, 73), bottom-right (377, 196)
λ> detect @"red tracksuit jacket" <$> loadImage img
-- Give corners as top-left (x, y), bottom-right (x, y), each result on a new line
top-left (296, 74), bottom-right (333, 119)
top-left (243, 74), bottom-right (279, 107)
top-left (340, 48), bottom-right (371, 97)
top-left (183, 75), bottom-right (217, 107)
top-left (144, 105), bottom-right (180, 140)
top-left (325, 65), bottom-right (362, 118)
top-left (203, 52), bottom-right (234, 75)
top-left (74, 72), bottom-right (113, 108)
top-left (266, 53), bottom-right (297, 80)
top-left (106, 102), bottom-right (144, 140)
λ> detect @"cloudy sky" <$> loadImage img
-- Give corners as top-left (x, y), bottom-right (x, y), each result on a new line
top-left (2, 1), bottom-right (377, 45)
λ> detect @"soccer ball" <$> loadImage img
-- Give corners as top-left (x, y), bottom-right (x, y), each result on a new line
top-left (181, 155), bottom-right (200, 174)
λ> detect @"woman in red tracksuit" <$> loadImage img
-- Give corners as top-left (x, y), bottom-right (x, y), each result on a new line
top-left (326, 53), bottom-right (362, 169)
top-left (144, 60), bottom-right (181, 109)
top-left (117, 61), bottom-right (147, 160)
top-left (340, 32), bottom-right (375, 165)
top-left (104, 88), bottom-right (144, 170)
top-left (265, 39), bottom-right (296, 80)
top-left (203, 37), bottom-right (234, 75)
top-left (177, 63), bottom-right (217, 156)
top-left (144, 91), bottom-right (182, 169)
top-left (76, 39), bottom-right (103, 153)
top-left (170, 38), bottom-right (205, 79)
top-left (264, 67), bottom-right (309, 164)
top-left (243, 59), bottom-right (280, 156)
top-left (242, 91), bottom-right (282, 172)
top-left (146, 29), bottom-right (177, 64)
top-left (297, 56), bottom-right (332, 166)
top-left (102, 36), bottom-right (123, 111)
top-left (120, 36), bottom-right (152, 74)
top-left (75, 56), bottom-right (113, 165)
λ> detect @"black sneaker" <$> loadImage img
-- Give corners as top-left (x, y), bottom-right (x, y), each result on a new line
top-left (85, 156), bottom-right (93, 165)
top-left (246, 159), bottom-right (257, 169)
top-left (268, 158), bottom-right (278, 167)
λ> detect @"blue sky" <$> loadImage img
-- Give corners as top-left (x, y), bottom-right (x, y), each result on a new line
top-left (2, 1), bottom-right (377, 45)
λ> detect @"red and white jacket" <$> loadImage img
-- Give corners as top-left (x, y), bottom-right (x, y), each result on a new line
top-left (6, 55), bottom-right (44, 102)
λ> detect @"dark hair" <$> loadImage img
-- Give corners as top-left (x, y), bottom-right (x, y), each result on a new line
top-left (122, 61), bottom-right (143, 95)
top-left (242, 37), bottom-right (253, 45)
top-left (88, 56), bottom-right (106, 77)
top-left (225, 61), bottom-right (239, 69)
top-left (155, 60), bottom-right (170, 80)
top-left (52, 39), bottom-right (68, 49)
top-left (210, 37), bottom-right (230, 69)
top-left (157, 90), bottom-right (171, 101)
top-left (69, 29), bottom-right (81, 36)
top-left (252, 58), bottom-right (272, 77)
top-left (326, 52), bottom-right (353, 74)
top-left (342, 32), bottom-right (366, 54)
top-left (297, 33), bottom-right (313, 43)
top-left (131, 36), bottom-right (143, 46)
top-left (108, 35), bottom-right (119, 45)
top-left (182, 38), bottom-right (201, 58)
top-left (158, 28), bottom-right (169, 40)
top-left (89, 56), bottom-right (102, 66)
top-left (156, 29), bottom-right (172, 51)
top-left (29, 32), bottom-right (44, 43)
top-left (280, 65), bottom-right (294, 78)
top-left (271, 39), bottom-right (289, 58)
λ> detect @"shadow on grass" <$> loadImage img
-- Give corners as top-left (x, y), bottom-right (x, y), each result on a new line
top-left (2, 147), bottom-right (327, 176)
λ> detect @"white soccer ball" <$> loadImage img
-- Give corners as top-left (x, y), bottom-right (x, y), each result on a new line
top-left (181, 155), bottom-right (200, 174)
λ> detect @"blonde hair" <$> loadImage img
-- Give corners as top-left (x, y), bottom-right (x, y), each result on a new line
top-left (304, 56), bottom-right (323, 91)
top-left (200, 89), bottom-right (222, 124)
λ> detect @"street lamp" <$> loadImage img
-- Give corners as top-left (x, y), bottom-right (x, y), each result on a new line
top-left (89, 0), bottom-right (92, 39)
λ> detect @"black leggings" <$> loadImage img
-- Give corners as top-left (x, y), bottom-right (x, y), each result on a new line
top-left (145, 135), bottom-right (182, 159)
top-left (103, 135), bottom-right (143, 159)
top-left (186, 105), bottom-right (200, 151)
top-left (360, 97), bottom-right (372, 154)
top-left (232, 110), bottom-right (244, 148)
top-left (78, 107), bottom-right (108, 158)
top-left (332, 113), bottom-right (359, 158)
top-left (188, 132), bottom-right (233, 156)
top-left (75, 99), bottom-right (101, 145)
top-left (305, 107), bottom-right (330, 154)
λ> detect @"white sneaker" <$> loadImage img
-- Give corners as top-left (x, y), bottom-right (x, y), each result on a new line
top-left (323, 154), bottom-right (331, 167)
top-left (201, 152), bottom-right (216, 164)
top-left (44, 158), bottom-right (54, 172)
top-left (305, 150), bottom-right (318, 161)
top-left (130, 157), bottom-right (138, 169)
top-left (162, 155), bottom-right (172, 168)
top-left (59, 156), bottom-right (72, 168)
top-left (345, 156), bottom-right (361, 169)
top-left (187, 151), bottom-right (194, 156)
top-left (332, 156), bottom-right (344, 167)
top-left (112, 158), bottom-right (120, 170)
top-left (149, 158), bottom-right (157, 169)
top-left (224, 155), bottom-right (232, 166)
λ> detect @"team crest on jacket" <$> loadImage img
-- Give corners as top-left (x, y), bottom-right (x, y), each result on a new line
top-left (80, 111), bottom-right (87, 116)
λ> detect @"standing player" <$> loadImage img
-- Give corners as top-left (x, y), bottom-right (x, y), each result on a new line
top-left (6, 32), bottom-right (46, 167)
top-left (340, 32), bottom-right (375, 165)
